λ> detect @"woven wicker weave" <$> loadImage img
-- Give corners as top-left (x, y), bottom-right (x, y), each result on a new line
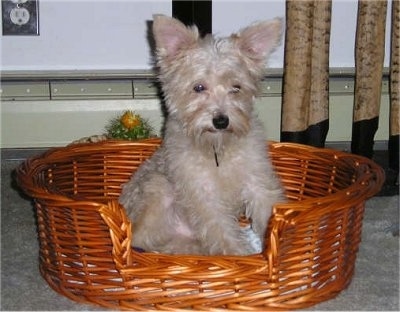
top-left (16, 138), bottom-right (384, 311)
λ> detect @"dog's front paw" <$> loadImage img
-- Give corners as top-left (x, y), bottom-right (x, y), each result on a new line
top-left (219, 228), bottom-right (262, 255)
top-left (241, 225), bottom-right (262, 254)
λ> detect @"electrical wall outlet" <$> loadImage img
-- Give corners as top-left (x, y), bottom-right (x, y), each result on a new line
top-left (2, 0), bottom-right (39, 36)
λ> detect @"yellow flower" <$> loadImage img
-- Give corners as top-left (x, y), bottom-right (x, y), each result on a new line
top-left (120, 111), bottom-right (141, 129)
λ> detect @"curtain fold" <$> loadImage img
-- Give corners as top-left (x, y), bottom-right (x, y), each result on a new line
top-left (389, 0), bottom-right (399, 174)
top-left (281, 0), bottom-right (332, 147)
top-left (351, 0), bottom-right (387, 158)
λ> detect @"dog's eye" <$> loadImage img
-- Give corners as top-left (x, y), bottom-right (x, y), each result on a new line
top-left (193, 84), bottom-right (206, 93)
top-left (230, 85), bottom-right (241, 94)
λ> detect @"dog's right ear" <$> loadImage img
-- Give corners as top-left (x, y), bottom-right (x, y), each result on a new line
top-left (235, 18), bottom-right (283, 62)
top-left (152, 14), bottom-right (199, 60)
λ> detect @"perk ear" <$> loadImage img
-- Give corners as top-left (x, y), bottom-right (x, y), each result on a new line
top-left (152, 14), bottom-right (199, 59)
top-left (235, 18), bottom-right (283, 61)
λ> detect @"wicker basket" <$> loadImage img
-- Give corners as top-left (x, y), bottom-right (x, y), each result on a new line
top-left (16, 138), bottom-right (384, 311)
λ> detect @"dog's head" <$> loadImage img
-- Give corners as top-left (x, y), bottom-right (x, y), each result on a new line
top-left (152, 15), bottom-right (282, 148)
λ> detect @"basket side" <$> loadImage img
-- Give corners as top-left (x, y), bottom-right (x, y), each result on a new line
top-left (34, 198), bottom-right (125, 297)
top-left (264, 143), bottom-right (384, 308)
top-left (15, 140), bottom-right (161, 301)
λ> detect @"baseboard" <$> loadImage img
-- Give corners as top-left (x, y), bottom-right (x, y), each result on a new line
top-left (1, 70), bottom-right (390, 149)
top-left (1, 147), bottom-right (49, 161)
top-left (325, 140), bottom-right (388, 152)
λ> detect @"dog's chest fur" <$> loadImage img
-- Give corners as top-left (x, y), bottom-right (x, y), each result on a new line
top-left (161, 122), bottom-right (267, 213)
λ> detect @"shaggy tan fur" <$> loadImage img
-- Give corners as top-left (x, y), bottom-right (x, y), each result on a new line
top-left (119, 15), bottom-right (285, 255)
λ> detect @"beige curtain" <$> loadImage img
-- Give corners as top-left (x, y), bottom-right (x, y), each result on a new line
top-left (282, 0), bottom-right (398, 174)
top-left (351, 0), bottom-right (387, 158)
top-left (389, 0), bottom-right (399, 173)
top-left (281, 0), bottom-right (332, 147)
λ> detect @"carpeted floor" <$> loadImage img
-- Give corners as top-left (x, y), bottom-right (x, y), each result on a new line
top-left (1, 158), bottom-right (399, 311)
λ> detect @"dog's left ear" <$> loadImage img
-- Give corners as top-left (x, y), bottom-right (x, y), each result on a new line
top-left (235, 18), bottom-right (283, 61)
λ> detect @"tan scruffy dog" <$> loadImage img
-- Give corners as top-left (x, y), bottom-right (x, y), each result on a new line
top-left (119, 14), bottom-right (285, 255)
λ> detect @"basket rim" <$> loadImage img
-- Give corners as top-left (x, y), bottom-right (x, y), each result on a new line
top-left (16, 138), bottom-right (385, 211)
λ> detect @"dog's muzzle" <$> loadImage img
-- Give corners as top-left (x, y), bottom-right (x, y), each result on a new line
top-left (212, 114), bottom-right (229, 130)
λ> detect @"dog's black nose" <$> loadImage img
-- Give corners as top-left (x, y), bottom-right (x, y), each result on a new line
top-left (212, 115), bottom-right (229, 130)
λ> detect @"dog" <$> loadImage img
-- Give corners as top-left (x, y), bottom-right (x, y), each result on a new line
top-left (119, 14), bottom-right (285, 255)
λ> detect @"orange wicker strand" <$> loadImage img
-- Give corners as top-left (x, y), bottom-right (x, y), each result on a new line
top-left (16, 139), bottom-right (384, 311)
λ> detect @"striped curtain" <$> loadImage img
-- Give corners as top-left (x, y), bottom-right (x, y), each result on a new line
top-left (282, 0), bottom-right (398, 175)
top-left (389, 0), bottom-right (399, 175)
top-left (281, 0), bottom-right (332, 148)
top-left (351, 0), bottom-right (387, 159)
